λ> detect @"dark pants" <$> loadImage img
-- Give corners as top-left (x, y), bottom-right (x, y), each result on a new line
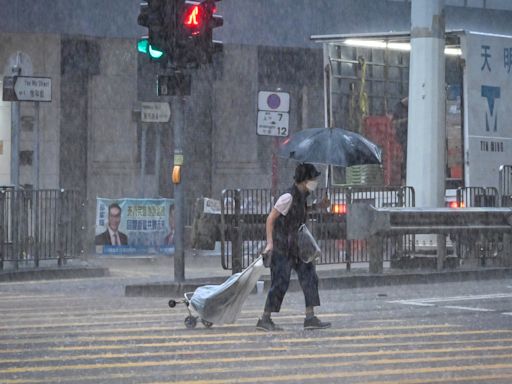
top-left (264, 251), bottom-right (320, 313)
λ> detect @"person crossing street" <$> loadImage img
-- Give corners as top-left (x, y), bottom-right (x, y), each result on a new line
top-left (256, 163), bottom-right (331, 332)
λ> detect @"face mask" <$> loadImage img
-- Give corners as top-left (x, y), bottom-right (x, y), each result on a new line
top-left (305, 180), bottom-right (318, 192)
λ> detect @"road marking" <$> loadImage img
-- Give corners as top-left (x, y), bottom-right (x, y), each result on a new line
top-left (503, 312), bottom-right (512, 316)
top-left (388, 292), bottom-right (512, 316)
top-left (388, 292), bottom-right (512, 305)
top-left (0, 323), bottom-right (457, 346)
top-left (362, 373), bottom-right (512, 384)
top-left (152, 363), bottom-right (512, 384)
top-left (443, 305), bottom-right (495, 312)
top-left (38, 336), bottom-right (512, 353)
top-left (3, 346), bottom-right (512, 375)
top-left (2, 343), bottom-right (512, 366)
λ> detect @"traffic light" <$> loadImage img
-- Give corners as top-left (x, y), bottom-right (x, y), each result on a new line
top-left (176, 0), bottom-right (223, 65)
top-left (137, 0), bottom-right (169, 61)
top-left (137, 0), bottom-right (223, 67)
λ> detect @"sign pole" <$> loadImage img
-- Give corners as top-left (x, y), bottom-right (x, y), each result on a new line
top-left (10, 100), bottom-right (20, 189)
top-left (271, 137), bottom-right (279, 197)
top-left (34, 101), bottom-right (40, 189)
top-left (172, 94), bottom-right (185, 282)
top-left (155, 126), bottom-right (161, 197)
top-left (140, 123), bottom-right (147, 198)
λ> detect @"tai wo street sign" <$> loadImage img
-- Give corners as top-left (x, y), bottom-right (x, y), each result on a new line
top-left (141, 102), bottom-right (171, 123)
top-left (2, 76), bottom-right (52, 102)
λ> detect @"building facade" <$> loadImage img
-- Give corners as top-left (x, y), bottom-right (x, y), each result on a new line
top-left (1, 0), bottom-right (511, 245)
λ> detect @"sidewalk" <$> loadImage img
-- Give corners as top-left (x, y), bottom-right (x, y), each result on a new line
top-left (119, 251), bottom-right (512, 297)
top-left (2, 250), bottom-right (512, 297)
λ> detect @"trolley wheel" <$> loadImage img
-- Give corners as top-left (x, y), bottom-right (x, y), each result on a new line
top-left (168, 299), bottom-right (177, 308)
top-left (201, 319), bottom-right (213, 328)
top-left (184, 316), bottom-right (197, 329)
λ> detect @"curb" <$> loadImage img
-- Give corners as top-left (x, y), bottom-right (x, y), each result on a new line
top-left (124, 267), bottom-right (512, 297)
top-left (0, 267), bottom-right (110, 282)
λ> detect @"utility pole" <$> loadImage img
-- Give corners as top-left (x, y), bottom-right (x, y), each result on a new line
top-left (172, 93), bottom-right (185, 282)
top-left (407, 0), bottom-right (446, 208)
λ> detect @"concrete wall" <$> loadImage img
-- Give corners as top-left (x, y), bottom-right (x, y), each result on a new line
top-left (0, 87), bottom-right (11, 185)
top-left (2, 1), bottom-right (512, 245)
top-left (0, 33), bottom-right (61, 188)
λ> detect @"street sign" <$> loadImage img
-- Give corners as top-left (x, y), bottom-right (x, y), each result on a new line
top-left (14, 76), bottom-right (52, 102)
top-left (141, 102), bottom-right (171, 122)
top-left (258, 91), bottom-right (290, 112)
top-left (2, 76), bottom-right (52, 102)
top-left (257, 111), bottom-right (289, 137)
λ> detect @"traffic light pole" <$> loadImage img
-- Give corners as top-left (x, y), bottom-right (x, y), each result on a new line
top-left (172, 94), bottom-right (186, 282)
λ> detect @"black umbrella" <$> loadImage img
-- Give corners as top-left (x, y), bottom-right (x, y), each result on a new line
top-left (278, 127), bottom-right (382, 167)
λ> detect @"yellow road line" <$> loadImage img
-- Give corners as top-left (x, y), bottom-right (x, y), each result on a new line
top-left (0, 320), bottom-right (445, 337)
top-left (361, 373), bottom-right (512, 384)
top-left (0, 312), bottom-right (349, 332)
top-left (0, 323), bottom-right (457, 345)
top-left (42, 336), bottom-right (512, 353)
top-left (3, 350), bottom-right (512, 377)
top-left (1, 343), bottom-right (512, 366)
top-left (43, 331), bottom-right (512, 352)
top-left (153, 363), bottom-right (512, 384)
top-left (281, 329), bottom-right (512, 344)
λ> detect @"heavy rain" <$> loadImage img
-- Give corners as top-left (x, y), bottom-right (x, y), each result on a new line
top-left (1, 0), bottom-right (512, 383)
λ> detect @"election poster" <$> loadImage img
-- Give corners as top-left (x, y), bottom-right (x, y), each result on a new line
top-left (95, 198), bottom-right (175, 255)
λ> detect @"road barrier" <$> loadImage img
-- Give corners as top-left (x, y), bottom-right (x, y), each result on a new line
top-left (347, 203), bottom-right (512, 273)
top-left (0, 188), bottom-right (84, 270)
top-left (219, 186), bottom-right (414, 272)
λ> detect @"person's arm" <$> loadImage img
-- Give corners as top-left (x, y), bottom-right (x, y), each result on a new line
top-left (264, 208), bottom-right (281, 253)
top-left (311, 194), bottom-right (331, 212)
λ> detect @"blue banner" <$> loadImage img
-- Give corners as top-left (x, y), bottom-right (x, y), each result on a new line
top-left (95, 198), bottom-right (175, 255)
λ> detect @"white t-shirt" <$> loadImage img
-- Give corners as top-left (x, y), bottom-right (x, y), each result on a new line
top-left (274, 193), bottom-right (293, 216)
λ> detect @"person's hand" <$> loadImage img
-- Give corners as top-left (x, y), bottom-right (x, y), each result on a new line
top-left (263, 243), bottom-right (273, 254)
top-left (317, 195), bottom-right (331, 210)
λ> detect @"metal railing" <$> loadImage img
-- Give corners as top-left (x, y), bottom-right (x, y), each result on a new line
top-left (455, 186), bottom-right (503, 266)
top-left (0, 188), bottom-right (84, 270)
top-left (220, 186), bottom-right (414, 271)
top-left (456, 186), bottom-right (500, 207)
top-left (347, 203), bottom-right (512, 273)
top-left (499, 165), bottom-right (512, 207)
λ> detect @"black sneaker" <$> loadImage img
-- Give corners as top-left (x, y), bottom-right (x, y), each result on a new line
top-left (304, 316), bottom-right (331, 330)
top-left (256, 317), bottom-right (283, 332)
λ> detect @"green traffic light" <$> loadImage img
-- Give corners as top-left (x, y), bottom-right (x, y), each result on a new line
top-left (148, 45), bottom-right (164, 59)
top-left (137, 38), bottom-right (149, 53)
top-left (137, 38), bottom-right (164, 60)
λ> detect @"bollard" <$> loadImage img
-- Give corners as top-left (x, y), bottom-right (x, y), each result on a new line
top-left (436, 234), bottom-right (446, 271)
top-left (231, 190), bottom-right (243, 274)
top-left (368, 235), bottom-right (383, 274)
top-left (345, 188), bottom-right (352, 271)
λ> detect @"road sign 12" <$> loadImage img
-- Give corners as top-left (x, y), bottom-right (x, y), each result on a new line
top-left (257, 111), bottom-right (289, 137)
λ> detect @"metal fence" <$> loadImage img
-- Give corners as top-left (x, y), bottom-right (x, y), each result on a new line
top-left (220, 186), bottom-right (415, 271)
top-left (454, 186), bottom-right (505, 267)
top-left (456, 186), bottom-right (500, 207)
top-left (0, 188), bottom-right (84, 270)
top-left (499, 165), bottom-right (512, 207)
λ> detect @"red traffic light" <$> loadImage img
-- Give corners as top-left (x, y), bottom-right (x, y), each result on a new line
top-left (183, 4), bottom-right (204, 35)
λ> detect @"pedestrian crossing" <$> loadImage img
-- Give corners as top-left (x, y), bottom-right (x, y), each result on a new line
top-left (1, 291), bottom-right (512, 383)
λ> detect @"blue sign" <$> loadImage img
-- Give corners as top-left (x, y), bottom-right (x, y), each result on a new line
top-left (95, 198), bottom-right (175, 255)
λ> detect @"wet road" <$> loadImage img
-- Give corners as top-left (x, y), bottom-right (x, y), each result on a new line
top-left (0, 274), bottom-right (512, 383)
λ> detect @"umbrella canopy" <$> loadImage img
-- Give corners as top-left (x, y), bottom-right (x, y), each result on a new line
top-left (278, 127), bottom-right (382, 167)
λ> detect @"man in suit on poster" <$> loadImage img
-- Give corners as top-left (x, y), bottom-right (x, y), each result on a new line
top-left (95, 203), bottom-right (128, 246)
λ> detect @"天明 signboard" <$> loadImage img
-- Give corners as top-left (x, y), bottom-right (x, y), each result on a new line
top-left (462, 32), bottom-right (512, 187)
